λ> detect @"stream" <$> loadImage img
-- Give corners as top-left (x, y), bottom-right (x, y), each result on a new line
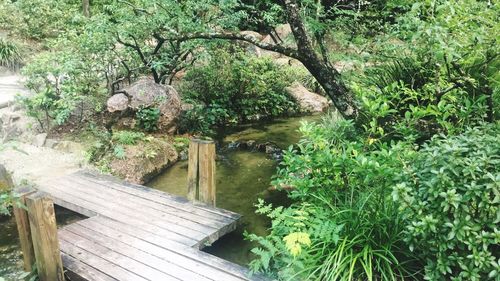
top-left (0, 114), bottom-right (321, 279)
top-left (148, 114), bottom-right (321, 265)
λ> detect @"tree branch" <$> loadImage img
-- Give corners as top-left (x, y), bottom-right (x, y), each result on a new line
top-left (173, 32), bottom-right (300, 59)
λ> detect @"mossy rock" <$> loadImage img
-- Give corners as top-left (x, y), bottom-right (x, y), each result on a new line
top-left (0, 164), bottom-right (14, 192)
top-left (109, 138), bottom-right (178, 184)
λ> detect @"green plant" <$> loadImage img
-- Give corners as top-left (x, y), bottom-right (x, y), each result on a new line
top-left (393, 123), bottom-right (500, 280)
top-left (179, 48), bottom-right (299, 134)
top-left (112, 131), bottom-right (145, 145)
top-left (248, 116), bottom-right (422, 280)
top-left (136, 107), bottom-right (160, 132)
top-left (0, 38), bottom-right (22, 69)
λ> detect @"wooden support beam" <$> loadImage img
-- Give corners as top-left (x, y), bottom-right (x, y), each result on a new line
top-left (26, 192), bottom-right (65, 281)
top-left (187, 139), bottom-right (216, 206)
top-left (198, 141), bottom-right (216, 206)
top-left (13, 186), bottom-right (36, 272)
top-left (187, 139), bottom-right (200, 201)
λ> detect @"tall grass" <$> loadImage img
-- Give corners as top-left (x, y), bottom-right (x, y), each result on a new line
top-left (0, 38), bottom-right (22, 70)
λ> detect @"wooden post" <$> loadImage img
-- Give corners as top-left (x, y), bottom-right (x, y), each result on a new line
top-left (187, 139), bottom-right (200, 201)
top-left (26, 192), bottom-right (65, 281)
top-left (198, 141), bottom-right (216, 206)
top-left (187, 139), bottom-right (216, 206)
top-left (13, 187), bottom-right (36, 272)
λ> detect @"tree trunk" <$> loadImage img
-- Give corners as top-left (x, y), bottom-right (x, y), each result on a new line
top-left (283, 0), bottom-right (358, 119)
top-left (82, 0), bottom-right (90, 17)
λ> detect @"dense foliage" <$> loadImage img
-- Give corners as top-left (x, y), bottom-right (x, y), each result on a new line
top-left (179, 49), bottom-right (299, 134)
top-left (394, 124), bottom-right (500, 280)
top-left (248, 116), bottom-right (421, 280)
top-left (0, 0), bottom-right (498, 280)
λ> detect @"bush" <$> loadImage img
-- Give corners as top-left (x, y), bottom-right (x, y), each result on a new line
top-left (20, 48), bottom-right (108, 132)
top-left (393, 123), bottom-right (500, 280)
top-left (136, 107), bottom-right (160, 132)
top-left (112, 131), bottom-right (146, 145)
top-left (179, 49), bottom-right (299, 134)
top-left (248, 115), bottom-right (422, 280)
top-left (0, 38), bottom-right (22, 70)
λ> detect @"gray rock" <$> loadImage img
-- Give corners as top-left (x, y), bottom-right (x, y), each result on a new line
top-left (107, 93), bottom-right (129, 113)
top-left (55, 141), bottom-right (83, 154)
top-left (33, 133), bottom-right (47, 147)
top-left (0, 164), bottom-right (14, 192)
top-left (125, 79), bottom-right (182, 132)
top-left (44, 138), bottom-right (59, 148)
top-left (286, 82), bottom-right (330, 113)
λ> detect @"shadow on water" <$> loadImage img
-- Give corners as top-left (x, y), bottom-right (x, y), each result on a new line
top-left (0, 206), bottom-right (86, 279)
top-left (148, 114), bottom-right (322, 265)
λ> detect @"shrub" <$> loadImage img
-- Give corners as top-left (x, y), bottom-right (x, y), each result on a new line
top-left (179, 48), bottom-right (299, 134)
top-left (393, 123), bottom-right (500, 280)
top-left (136, 107), bottom-right (160, 132)
top-left (112, 131), bottom-right (146, 145)
top-left (0, 38), bottom-right (22, 70)
top-left (248, 115), bottom-right (422, 280)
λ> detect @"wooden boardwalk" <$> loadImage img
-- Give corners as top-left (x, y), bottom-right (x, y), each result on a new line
top-left (34, 170), bottom-right (266, 281)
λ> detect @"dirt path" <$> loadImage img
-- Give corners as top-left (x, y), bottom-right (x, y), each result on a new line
top-left (0, 142), bottom-right (86, 185)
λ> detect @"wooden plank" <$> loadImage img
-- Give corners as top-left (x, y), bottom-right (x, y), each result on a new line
top-left (198, 141), bottom-right (216, 206)
top-left (76, 170), bottom-right (240, 219)
top-left (59, 176), bottom-right (220, 234)
top-left (41, 181), bottom-right (208, 242)
top-left (77, 217), bottom-right (264, 281)
top-left (59, 173), bottom-right (241, 224)
top-left (64, 223), bottom-right (216, 281)
top-left (187, 139), bottom-right (200, 201)
top-left (68, 173), bottom-right (236, 228)
top-left (74, 217), bottom-right (246, 281)
top-left (61, 253), bottom-right (117, 281)
top-left (26, 192), bottom-right (65, 281)
top-left (59, 240), bottom-right (148, 281)
top-left (12, 187), bottom-right (36, 272)
top-left (59, 230), bottom-right (180, 281)
top-left (37, 184), bottom-right (198, 246)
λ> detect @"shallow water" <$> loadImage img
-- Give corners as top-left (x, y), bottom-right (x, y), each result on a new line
top-left (148, 114), bottom-right (322, 265)
top-left (0, 207), bottom-right (85, 280)
top-left (221, 114), bottom-right (321, 148)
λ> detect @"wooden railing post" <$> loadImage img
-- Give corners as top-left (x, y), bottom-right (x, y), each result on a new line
top-left (187, 139), bottom-right (216, 206)
top-left (13, 187), bottom-right (36, 272)
top-left (26, 192), bottom-right (65, 281)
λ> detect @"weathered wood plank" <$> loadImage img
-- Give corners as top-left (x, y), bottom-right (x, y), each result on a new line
top-left (37, 183), bottom-right (198, 246)
top-left (43, 181), bottom-right (208, 242)
top-left (65, 173), bottom-right (237, 226)
top-left (74, 217), bottom-right (247, 281)
top-left (187, 139), bottom-right (200, 201)
top-left (59, 176), bottom-right (221, 234)
top-left (59, 230), bottom-right (180, 281)
top-left (76, 170), bottom-right (240, 219)
top-left (61, 253), bottom-right (117, 281)
top-left (12, 187), bottom-right (36, 272)
top-left (64, 223), bottom-right (216, 281)
top-left (199, 141), bottom-right (216, 206)
top-left (26, 192), bottom-right (65, 281)
top-left (75, 217), bottom-right (265, 281)
top-left (59, 240), bottom-right (148, 281)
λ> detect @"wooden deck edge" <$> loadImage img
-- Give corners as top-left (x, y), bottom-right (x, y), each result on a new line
top-left (75, 169), bottom-right (242, 219)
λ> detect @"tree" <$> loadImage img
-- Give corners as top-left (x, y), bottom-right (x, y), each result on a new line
top-left (82, 0), bottom-right (90, 17)
top-left (102, 0), bottom-right (359, 119)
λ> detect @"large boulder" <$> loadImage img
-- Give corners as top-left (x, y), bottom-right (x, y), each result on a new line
top-left (107, 93), bottom-right (129, 112)
top-left (286, 82), bottom-right (330, 113)
top-left (108, 79), bottom-right (182, 132)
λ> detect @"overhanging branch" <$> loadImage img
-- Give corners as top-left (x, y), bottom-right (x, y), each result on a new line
top-left (173, 32), bottom-right (300, 60)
